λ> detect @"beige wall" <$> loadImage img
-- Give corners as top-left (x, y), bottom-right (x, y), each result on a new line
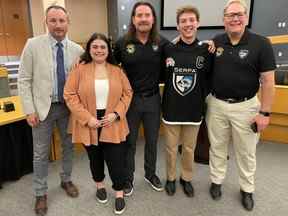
top-left (65, 0), bottom-right (108, 43)
top-left (42, 0), bottom-right (65, 9)
top-left (29, 0), bottom-right (45, 36)
top-left (29, 0), bottom-right (108, 43)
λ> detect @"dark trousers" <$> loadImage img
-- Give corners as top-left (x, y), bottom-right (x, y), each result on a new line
top-left (84, 110), bottom-right (125, 191)
top-left (124, 93), bottom-right (161, 182)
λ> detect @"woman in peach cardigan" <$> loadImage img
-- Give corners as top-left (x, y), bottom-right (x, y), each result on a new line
top-left (64, 33), bottom-right (132, 215)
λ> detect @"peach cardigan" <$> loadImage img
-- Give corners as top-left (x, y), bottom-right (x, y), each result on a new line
top-left (64, 62), bottom-right (133, 145)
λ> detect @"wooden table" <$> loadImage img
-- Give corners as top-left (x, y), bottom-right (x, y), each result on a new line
top-left (0, 96), bottom-right (26, 126)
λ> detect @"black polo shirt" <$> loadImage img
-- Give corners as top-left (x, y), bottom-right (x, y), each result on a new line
top-left (211, 28), bottom-right (276, 98)
top-left (114, 35), bottom-right (169, 94)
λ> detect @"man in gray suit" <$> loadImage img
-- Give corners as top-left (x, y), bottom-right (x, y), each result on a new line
top-left (18, 5), bottom-right (83, 216)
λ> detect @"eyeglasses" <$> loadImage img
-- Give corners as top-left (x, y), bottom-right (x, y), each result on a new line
top-left (224, 12), bottom-right (246, 20)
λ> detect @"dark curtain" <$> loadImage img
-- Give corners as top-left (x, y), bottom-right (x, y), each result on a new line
top-left (0, 120), bottom-right (33, 188)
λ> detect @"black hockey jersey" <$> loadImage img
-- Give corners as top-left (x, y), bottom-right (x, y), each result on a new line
top-left (162, 39), bottom-right (212, 124)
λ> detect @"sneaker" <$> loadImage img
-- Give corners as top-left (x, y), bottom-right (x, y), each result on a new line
top-left (123, 181), bottom-right (133, 197)
top-left (144, 174), bottom-right (164, 191)
top-left (114, 197), bottom-right (126, 215)
top-left (96, 188), bottom-right (108, 204)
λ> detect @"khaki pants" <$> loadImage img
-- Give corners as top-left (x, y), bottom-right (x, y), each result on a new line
top-left (164, 123), bottom-right (200, 181)
top-left (206, 95), bottom-right (260, 192)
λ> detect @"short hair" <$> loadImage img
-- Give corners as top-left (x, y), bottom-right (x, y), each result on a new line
top-left (45, 5), bottom-right (68, 17)
top-left (224, 0), bottom-right (248, 14)
top-left (80, 33), bottom-right (116, 65)
top-left (176, 5), bottom-right (200, 24)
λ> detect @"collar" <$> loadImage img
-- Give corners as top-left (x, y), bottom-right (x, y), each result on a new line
top-left (132, 36), bottom-right (150, 45)
top-left (126, 33), bottom-right (158, 45)
top-left (177, 38), bottom-right (199, 48)
top-left (223, 28), bottom-right (250, 46)
top-left (48, 33), bottom-right (68, 48)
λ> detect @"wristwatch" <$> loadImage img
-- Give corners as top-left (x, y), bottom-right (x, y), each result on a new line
top-left (259, 111), bottom-right (271, 117)
top-left (113, 112), bottom-right (120, 120)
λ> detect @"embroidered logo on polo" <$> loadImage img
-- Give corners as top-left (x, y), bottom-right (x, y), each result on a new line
top-left (152, 44), bottom-right (159, 51)
top-left (126, 44), bottom-right (135, 54)
top-left (172, 67), bottom-right (197, 96)
top-left (216, 47), bottom-right (224, 57)
top-left (239, 49), bottom-right (249, 59)
top-left (166, 57), bottom-right (175, 67)
top-left (196, 56), bottom-right (205, 69)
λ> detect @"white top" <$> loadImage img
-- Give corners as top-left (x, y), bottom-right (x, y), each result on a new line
top-left (95, 79), bottom-right (109, 109)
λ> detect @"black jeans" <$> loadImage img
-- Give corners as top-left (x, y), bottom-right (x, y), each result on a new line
top-left (124, 93), bottom-right (161, 182)
top-left (84, 109), bottom-right (125, 191)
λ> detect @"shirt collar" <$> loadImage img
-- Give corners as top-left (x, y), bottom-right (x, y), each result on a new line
top-left (48, 33), bottom-right (68, 48)
top-left (223, 27), bottom-right (250, 46)
top-left (128, 35), bottom-right (153, 45)
top-left (177, 38), bottom-right (199, 48)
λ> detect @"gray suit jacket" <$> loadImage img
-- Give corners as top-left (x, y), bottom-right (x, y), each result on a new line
top-left (18, 34), bottom-right (84, 121)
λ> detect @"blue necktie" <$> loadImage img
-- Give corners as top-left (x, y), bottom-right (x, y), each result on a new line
top-left (56, 42), bottom-right (65, 103)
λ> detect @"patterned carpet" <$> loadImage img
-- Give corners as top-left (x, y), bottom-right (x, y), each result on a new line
top-left (0, 137), bottom-right (287, 216)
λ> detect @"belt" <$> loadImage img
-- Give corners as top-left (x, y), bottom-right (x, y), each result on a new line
top-left (212, 93), bottom-right (254, 104)
top-left (52, 101), bottom-right (64, 105)
top-left (135, 89), bottom-right (159, 98)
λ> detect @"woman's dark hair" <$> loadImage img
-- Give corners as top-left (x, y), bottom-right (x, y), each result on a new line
top-left (125, 1), bottom-right (160, 44)
top-left (80, 33), bottom-right (116, 65)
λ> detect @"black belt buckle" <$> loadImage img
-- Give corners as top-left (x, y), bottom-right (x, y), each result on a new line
top-left (222, 97), bottom-right (248, 103)
top-left (225, 98), bottom-right (237, 103)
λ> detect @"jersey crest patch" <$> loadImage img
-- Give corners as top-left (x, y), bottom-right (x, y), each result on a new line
top-left (173, 73), bottom-right (197, 96)
top-left (239, 49), bottom-right (249, 59)
top-left (126, 44), bottom-right (135, 54)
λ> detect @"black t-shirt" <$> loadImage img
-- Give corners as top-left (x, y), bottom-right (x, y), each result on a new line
top-left (114, 35), bottom-right (169, 94)
top-left (162, 39), bottom-right (213, 124)
top-left (212, 28), bottom-right (276, 98)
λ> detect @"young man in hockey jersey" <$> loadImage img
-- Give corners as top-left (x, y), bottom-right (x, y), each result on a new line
top-left (162, 5), bottom-right (213, 197)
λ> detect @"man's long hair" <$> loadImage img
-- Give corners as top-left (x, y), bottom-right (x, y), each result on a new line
top-left (125, 1), bottom-right (160, 44)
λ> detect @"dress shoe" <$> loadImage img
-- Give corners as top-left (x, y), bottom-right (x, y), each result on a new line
top-left (165, 180), bottom-right (176, 196)
top-left (179, 178), bottom-right (194, 197)
top-left (34, 195), bottom-right (47, 216)
top-left (60, 181), bottom-right (79, 198)
top-left (240, 190), bottom-right (254, 211)
top-left (209, 183), bottom-right (222, 200)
